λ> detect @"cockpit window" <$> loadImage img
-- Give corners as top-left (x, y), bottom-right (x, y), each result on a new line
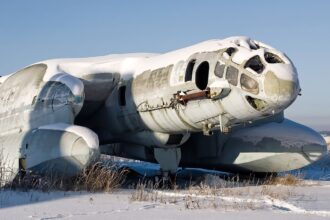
top-left (244, 55), bottom-right (264, 74)
top-left (240, 74), bottom-right (259, 94)
top-left (225, 66), bottom-right (238, 86)
top-left (214, 61), bottom-right (225, 78)
top-left (264, 52), bottom-right (284, 64)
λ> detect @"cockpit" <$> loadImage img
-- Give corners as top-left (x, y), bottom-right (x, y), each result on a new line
top-left (213, 37), bottom-right (300, 114)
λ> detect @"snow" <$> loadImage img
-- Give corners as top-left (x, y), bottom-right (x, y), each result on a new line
top-left (40, 53), bottom-right (157, 82)
top-left (1, 153), bottom-right (330, 220)
top-left (323, 136), bottom-right (330, 148)
top-left (1, 183), bottom-right (330, 219)
top-left (0, 74), bottom-right (12, 84)
top-left (48, 73), bottom-right (84, 97)
top-left (22, 36), bottom-right (296, 85)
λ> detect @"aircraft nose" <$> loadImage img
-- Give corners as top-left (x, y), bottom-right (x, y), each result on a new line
top-left (264, 66), bottom-right (300, 110)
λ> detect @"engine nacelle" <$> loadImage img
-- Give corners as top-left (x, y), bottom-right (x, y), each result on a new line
top-left (24, 123), bottom-right (100, 177)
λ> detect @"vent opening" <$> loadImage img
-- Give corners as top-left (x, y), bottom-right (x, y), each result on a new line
top-left (246, 96), bottom-right (266, 111)
top-left (264, 52), bottom-right (284, 64)
top-left (185, 60), bottom-right (196, 82)
top-left (118, 86), bottom-right (126, 106)
top-left (225, 47), bottom-right (236, 56)
top-left (195, 61), bottom-right (209, 90)
top-left (244, 55), bottom-right (264, 74)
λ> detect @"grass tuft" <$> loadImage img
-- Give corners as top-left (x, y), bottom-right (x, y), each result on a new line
top-left (264, 174), bottom-right (302, 186)
top-left (0, 160), bottom-right (127, 193)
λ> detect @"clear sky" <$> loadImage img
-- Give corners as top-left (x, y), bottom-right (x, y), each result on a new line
top-left (0, 0), bottom-right (329, 130)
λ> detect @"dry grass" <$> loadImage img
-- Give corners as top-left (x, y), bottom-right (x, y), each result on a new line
top-left (130, 179), bottom-right (165, 202)
top-left (0, 160), bottom-right (127, 193)
top-left (263, 174), bottom-right (302, 186)
top-left (73, 163), bottom-right (127, 192)
top-left (0, 149), bottom-right (309, 211)
top-left (0, 150), bottom-right (17, 188)
top-left (129, 172), bottom-right (306, 210)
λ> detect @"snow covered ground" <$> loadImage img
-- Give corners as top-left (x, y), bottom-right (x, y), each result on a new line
top-left (1, 154), bottom-right (330, 220)
top-left (1, 181), bottom-right (330, 219)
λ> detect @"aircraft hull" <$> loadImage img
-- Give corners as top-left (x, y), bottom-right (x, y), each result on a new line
top-left (180, 119), bottom-right (327, 173)
top-left (104, 119), bottom-right (327, 173)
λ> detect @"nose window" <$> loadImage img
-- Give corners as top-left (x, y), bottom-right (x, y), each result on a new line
top-left (225, 66), bottom-right (238, 86)
top-left (240, 74), bottom-right (259, 94)
top-left (244, 55), bottom-right (264, 74)
top-left (264, 52), bottom-right (284, 64)
top-left (214, 61), bottom-right (225, 78)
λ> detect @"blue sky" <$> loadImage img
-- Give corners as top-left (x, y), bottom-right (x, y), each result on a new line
top-left (0, 0), bottom-right (329, 130)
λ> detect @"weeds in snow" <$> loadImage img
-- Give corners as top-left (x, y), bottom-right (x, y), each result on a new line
top-left (73, 163), bottom-right (127, 192)
top-left (0, 160), bottom-right (127, 193)
top-left (130, 173), bottom-right (306, 210)
top-left (264, 174), bottom-right (302, 186)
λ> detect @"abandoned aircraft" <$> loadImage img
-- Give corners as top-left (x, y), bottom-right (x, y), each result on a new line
top-left (0, 36), bottom-right (327, 184)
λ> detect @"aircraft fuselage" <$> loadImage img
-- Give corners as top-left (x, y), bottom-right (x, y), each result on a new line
top-left (0, 36), bottom-right (326, 183)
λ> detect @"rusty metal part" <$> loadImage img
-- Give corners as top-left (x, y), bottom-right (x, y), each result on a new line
top-left (137, 88), bottom-right (212, 112)
top-left (176, 88), bottom-right (210, 104)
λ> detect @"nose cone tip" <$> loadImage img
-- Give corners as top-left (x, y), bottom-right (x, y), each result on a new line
top-left (279, 80), bottom-right (299, 104)
top-left (264, 70), bottom-right (300, 110)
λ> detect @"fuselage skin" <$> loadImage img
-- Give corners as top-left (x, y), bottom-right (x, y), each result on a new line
top-left (76, 37), bottom-right (301, 148)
